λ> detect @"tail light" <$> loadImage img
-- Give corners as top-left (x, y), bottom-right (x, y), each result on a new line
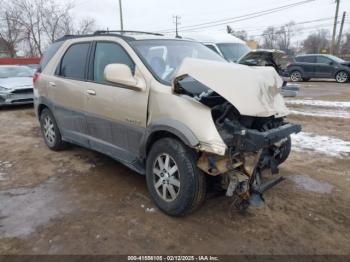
top-left (33, 69), bottom-right (41, 86)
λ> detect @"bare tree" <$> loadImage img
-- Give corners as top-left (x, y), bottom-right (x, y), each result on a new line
top-left (261, 26), bottom-right (278, 49)
top-left (302, 29), bottom-right (330, 54)
top-left (40, 0), bottom-right (74, 43)
top-left (276, 21), bottom-right (296, 53)
top-left (226, 25), bottom-right (248, 41)
top-left (0, 0), bottom-right (98, 57)
top-left (76, 18), bottom-right (96, 35)
top-left (0, 4), bottom-right (23, 57)
top-left (340, 32), bottom-right (350, 55)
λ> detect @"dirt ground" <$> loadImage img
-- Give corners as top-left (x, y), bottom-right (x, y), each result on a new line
top-left (0, 80), bottom-right (349, 255)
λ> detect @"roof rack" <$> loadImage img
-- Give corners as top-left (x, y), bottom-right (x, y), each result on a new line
top-left (93, 30), bottom-right (164, 36)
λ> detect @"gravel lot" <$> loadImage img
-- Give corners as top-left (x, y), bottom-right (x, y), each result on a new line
top-left (0, 80), bottom-right (349, 255)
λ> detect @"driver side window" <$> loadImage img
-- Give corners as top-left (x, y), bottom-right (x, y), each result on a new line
top-left (93, 42), bottom-right (135, 84)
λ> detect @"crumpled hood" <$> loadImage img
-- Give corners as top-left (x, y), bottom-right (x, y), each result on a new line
top-left (0, 77), bottom-right (33, 91)
top-left (173, 58), bottom-right (289, 117)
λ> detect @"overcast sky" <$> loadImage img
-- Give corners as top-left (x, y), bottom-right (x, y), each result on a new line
top-left (69, 0), bottom-right (350, 41)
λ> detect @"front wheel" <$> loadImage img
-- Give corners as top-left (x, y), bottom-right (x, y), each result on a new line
top-left (146, 138), bottom-right (206, 216)
top-left (335, 71), bottom-right (349, 83)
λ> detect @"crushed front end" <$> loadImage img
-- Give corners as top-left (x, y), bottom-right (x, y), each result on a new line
top-left (197, 101), bottom-right (301, 210)
top-left (172, 60), bottom-right (302, 210)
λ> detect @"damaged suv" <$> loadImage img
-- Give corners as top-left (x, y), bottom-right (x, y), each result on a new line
top-left (34, 31), bottom-right (301, 216)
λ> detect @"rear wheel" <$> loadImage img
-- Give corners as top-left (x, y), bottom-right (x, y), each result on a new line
top-left (290, 70), bottom-right (302, 82)
top-left (146, 138), bottom-right (206, 216)
top-left (335, 71), bottom-right (348, 83)
top-left (39, 108), bottom-right (67, 150)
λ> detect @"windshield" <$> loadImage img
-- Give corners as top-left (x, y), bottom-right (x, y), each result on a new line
top-left (0, 66), bottom-right (33, 78)
top-left (217, 43), bottom-right (251, 62)
top-left (130, 40), bottom-right (225, 84)
top-left (325, 55), bottom-right (346, 63)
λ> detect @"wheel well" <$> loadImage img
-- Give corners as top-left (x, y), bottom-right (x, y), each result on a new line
top-left (334, 70), bottom-right (348, 77)
top-left (37, 104), bottom-right (48, 117)
top-left (145, 131), bottom-right (183, 156)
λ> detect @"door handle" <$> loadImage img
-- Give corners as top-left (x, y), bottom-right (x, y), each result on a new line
top-left (48, 81), bottom-right (56, 87)
top-left (86, 89), bottom-right (96, 96)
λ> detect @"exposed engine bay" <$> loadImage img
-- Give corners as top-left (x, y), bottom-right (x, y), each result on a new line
top-left (174, 75), bottom-right (301, 210)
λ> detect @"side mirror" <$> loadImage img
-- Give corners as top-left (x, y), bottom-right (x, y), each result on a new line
top-left (329, 61), bottom-right (334, 65)
top-left (104, 64), bottom-right (145, 91)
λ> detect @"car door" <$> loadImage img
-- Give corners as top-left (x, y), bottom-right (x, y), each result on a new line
top-left (296, 56), bottom-right (316, 78)
top-left (83, 41), bottom-right (149, 163)
top-left (48, 42), bottom-right (91, 146)
top-left (314, 56), bottom-right (334, 78)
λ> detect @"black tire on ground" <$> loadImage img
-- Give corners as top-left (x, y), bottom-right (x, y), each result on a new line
top-left (335, 71), bottom-right (349, 83)
top-left (39, 108), bottom-right (67, 151)
top-left (302, 78), bottom-right (310, 81)
top-left (275, 136), bottom-right (292, 165)
top-left (290, 70), bottom-right (303, 82)
top-left (146, 137), bottom-right (206, 216)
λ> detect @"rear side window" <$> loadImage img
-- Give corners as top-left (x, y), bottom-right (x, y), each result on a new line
top-left (296, 56), bottom-right (316, 63)
top-left (59, 43), bottom-right (90, 80)
top-left (40, 41), bottom-right (64, 70)
top-left (93, 42), bottom-right (135, 84)
top-left (317, 56), bottom-right (331, 64)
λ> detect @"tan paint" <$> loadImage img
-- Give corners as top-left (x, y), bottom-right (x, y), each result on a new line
top-left (148, 80), bottom-right (227, 155)
top-left (36, 36), bottom-right (289, 157)
top-left (173, 58), bottom-right (289, 117)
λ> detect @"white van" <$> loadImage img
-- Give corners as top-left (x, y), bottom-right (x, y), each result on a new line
top-left (181, 32), bottom-right (251, 62)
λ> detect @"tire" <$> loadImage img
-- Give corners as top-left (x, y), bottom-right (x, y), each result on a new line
top-left (302, 78), bottom-right (310, 81)
top-left (146, 137), bottom-right (206, 216)
top-left (275, 136), bottom-right (291, 165)
top-left (39, 108), bottom-right (67, 150)
top-left (335, 71), bottom-right (349, 83)
top-left (290, 70), bottom-right (302, 82)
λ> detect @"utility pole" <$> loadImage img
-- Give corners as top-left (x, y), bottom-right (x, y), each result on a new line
top-left (173, 15), bottom-right (181, 38)
top-left (336, 11), bottom-right (346, 55)
top-left (331, 0), bottom-right (340, 54)
top-left (119, 0), bottom-right (124, 31)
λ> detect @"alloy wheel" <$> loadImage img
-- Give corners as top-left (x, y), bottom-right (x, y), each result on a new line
top-left (336, 71), bottom-right (348, 83)
top-left (152, 153), bottom-right (181, 202)
top-left (290, 71), bottom-right (302, 82)
top-left (43, 115), bottom-right (56, 145)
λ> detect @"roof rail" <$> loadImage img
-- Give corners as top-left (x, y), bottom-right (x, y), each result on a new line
top-left (93, 30), bottom-right (164, 36)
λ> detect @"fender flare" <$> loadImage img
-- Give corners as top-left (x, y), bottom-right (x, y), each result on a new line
top-left (36, 96), bottom-right (55, 119)
top-left (139, 119), bottom-right (200, 159)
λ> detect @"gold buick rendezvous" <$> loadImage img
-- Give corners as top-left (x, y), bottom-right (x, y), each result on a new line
top-left (34, 31), bottom-right (301, 216)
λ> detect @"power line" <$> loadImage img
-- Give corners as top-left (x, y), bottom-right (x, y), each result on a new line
top-left (158, 0), bottom-right (316, 33)
top-left (250, 20), bottom-right (345, 39)
top-left (228, 17), bottom-right (335, 33)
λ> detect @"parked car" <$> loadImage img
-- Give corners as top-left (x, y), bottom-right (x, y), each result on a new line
top-left (287, 54), bottom-right (350, 83)
top-left (181, 32), bottom-right (251, 63)
top-left (0, 65), bottom-right (34, 106)
top-left (238, 50), bottom-right (300, 97)
top-left (183, 33), bottom-right (299, 96)
top-left (34, 31), bottom-right (301, 216)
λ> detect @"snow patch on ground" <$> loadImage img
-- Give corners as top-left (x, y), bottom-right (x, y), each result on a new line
top-left (288, 175), bottom-right (333, 194)
top-left (289, 109), bottom-right (350, 119)
top-left (286, 99), bottom-right (350, 109)
top-left (291, 132), bottom-right (350, 157)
